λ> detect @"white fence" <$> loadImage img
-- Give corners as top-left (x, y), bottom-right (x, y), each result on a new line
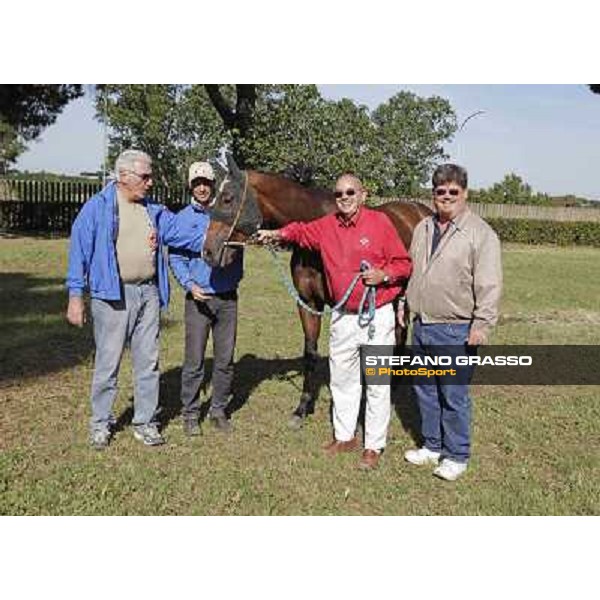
top-left (371, 198), bottom-right (600, 222)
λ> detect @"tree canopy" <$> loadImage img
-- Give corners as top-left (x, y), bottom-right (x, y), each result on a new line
top-left (469, 173), bottom-right (552, 205)
top-left (95, 84), bottom-right (457, 195)
top-left (0, 85), bottom-right (83, 173)
top-left (96, 85), bottom-right (226, 188)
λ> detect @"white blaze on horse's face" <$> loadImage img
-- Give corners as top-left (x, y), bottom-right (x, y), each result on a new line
top-left (216, 176), bottom-right (238, 214)
top-left (217, 176), bottom-right (229, 197)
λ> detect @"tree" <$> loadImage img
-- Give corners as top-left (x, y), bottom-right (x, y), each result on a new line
top-left (238, 86), bottom-right (457, 195)
top-left (240, 86), bottom-right (381, 188)
top-left (0, 84), bottom-right (83, 173)
top-left (316, 97), bottom-right (383, 191)
top-left (204, 85), bottom-right (256, 168)
top-left (372, 92), bottom-right (457, 196)
top-left (97, 85), bottom-right (458, 195)
top-left (0, 119), bottom-right (25, 172)
top-left (471, 173), bottom-right (551, 205)
top-left (96, 85), bottom-right (226, 189)
top-left (239, 84), bottom-right (329, 182)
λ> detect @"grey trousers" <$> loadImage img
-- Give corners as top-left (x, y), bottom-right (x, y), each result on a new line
top-left (180, 291), bottom-right (238, 420)
top-left (90, 282), bottom-right (160, 433)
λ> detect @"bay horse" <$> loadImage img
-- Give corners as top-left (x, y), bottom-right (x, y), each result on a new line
top-left (201, 156), bottom-right (432, 428)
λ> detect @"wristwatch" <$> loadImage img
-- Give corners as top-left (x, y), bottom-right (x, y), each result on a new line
top-left (383, 274), bottom-right (390, 285)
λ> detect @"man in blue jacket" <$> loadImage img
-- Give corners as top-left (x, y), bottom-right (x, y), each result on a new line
top-left (169, 161), bottom-right (243, 436)
top-left (66, 149), bottom-right (205, 450)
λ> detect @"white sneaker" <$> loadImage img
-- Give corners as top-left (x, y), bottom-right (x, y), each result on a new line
top-left (404, 447), bottom-right (441, 466)
top-left (433, 459), bottom-right (468, 481)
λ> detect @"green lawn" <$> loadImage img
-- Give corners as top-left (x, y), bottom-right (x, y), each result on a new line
top-left (0, 237), bottom-right (599, 515)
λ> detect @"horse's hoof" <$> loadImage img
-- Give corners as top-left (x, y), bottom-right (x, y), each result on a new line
top-left (288, 414), bottom-right (305, 430)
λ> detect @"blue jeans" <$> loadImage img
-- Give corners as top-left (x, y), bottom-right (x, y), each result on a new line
top-left (412, 320), bottom-right (474, 463)
top-left (89, 282), bottom-right (160, 433)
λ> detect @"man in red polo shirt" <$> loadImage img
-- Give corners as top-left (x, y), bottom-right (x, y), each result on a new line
top-left (257, 174), bottom-right (412, 470)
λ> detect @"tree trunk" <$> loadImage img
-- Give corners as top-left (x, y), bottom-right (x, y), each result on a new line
top-left (205, 84), bottom-right (256, 168)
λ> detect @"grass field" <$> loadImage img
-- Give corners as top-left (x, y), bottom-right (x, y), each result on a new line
top-left (0, 236), bottom-right (599, 515)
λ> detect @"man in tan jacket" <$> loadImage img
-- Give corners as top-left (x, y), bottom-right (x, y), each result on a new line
top-left (404, 164), bottom-right (502, 481)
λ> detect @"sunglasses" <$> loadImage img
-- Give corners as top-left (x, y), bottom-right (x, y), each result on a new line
top-left (335, 189), bottom-right (356, 199)
top-left (434, 188), bottom-right (461, 197)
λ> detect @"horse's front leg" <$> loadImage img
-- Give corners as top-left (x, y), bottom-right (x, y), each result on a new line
top-left (289, 309), bottom-right (322, 429)
top-left (394, 297), bottom-right (410, 348)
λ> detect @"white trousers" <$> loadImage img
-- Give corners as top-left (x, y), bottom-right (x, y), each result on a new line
top-left (329, 303), bottom-right (396, 451)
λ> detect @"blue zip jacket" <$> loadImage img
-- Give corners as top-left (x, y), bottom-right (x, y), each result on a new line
top-left (169, 203), bottom-right (243, 294)
top-left (66, 181), bottom-right (205, 308)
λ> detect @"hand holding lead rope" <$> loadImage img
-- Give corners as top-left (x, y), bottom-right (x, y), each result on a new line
top-left (360, 260), bottom-right (388, 287)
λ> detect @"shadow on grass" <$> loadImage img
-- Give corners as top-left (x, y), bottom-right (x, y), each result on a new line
top-left (0, 231), bottom-right (69, 240)
top-left (0, 272), bottom-right (95, 383)
top-left (391, 384), bottom-right (422, 445)
top-left (148, 352), bottom-right (422, 440)
top-left (154, 353), bottom-right (330, 429)
top-left (114, 365), bottom-right (213, 432)
top-left (0, 270), bottom-right (178, 385)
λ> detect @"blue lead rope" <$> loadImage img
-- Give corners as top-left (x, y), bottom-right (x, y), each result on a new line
top-left (357, 260), bottom-right (377, 340)
top-left (266, 246), bottom-right (377, 340)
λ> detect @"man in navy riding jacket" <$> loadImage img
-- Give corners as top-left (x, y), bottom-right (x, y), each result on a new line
top-left (169, 161), bottom-right (243, 436)
top-left (66, 150), bottom-right (205, 449)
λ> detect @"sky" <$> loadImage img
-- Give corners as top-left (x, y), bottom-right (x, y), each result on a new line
top-left (14, 84), bottom-right (600, 200)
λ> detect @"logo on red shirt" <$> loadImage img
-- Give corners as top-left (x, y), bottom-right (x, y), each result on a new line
top-left (359, 237), bottom-right (370, 247)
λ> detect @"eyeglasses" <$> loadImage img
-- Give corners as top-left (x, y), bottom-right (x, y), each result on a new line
top-left (125, 170), bottom-right (153, 182)
top-left (434, 188), bottom-right (461, 197)
top-left (335, 189), bottom-right (356, 199)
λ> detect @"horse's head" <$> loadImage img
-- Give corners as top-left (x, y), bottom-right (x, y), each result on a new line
top-left (202, 154), bottom-right (262, 268)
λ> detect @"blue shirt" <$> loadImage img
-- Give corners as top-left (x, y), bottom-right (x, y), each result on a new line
top-left (169, 203), bottom-right (244, 294)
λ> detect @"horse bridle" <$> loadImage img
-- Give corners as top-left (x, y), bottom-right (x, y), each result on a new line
top-left (215, 171), bottom-right (255, 266)
top-left (221, 170), bottom-right (250, 250)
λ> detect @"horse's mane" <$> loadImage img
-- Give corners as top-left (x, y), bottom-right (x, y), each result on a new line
top-left (244, 170), bottom-right (433, 232)
top-left (247, 170), bottom-right (337, 224)
top-left (248, 170), bottom-right (334, 201)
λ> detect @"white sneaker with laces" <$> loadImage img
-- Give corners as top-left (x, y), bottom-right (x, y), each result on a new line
top-left (404, 447), bottom-right (441, 466)
top-left (133, 424), bottom-right (165, 446)
top-left (433, 459), bottom-right (468, 481)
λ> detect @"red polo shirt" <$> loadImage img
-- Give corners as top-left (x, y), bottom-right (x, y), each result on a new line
top-left (280, 207), bottom-right (412, 312)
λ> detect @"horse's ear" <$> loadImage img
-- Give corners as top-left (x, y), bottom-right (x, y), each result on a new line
top-left (226, 152), bottom-right (243, 181)
top-left (210, 159), bottom-right (227, 182)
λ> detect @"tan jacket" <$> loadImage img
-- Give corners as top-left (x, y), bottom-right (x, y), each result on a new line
top-left (406, 208), bottom-right (502, 340)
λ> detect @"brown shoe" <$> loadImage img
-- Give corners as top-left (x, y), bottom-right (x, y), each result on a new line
top-left (323, 437), bottom-right (359, 456)
top-left (358, 449), bottom-right (381, 470)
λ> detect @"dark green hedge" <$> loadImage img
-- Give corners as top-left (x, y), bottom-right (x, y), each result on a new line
top-left (0, 198), bottom-right (188, 233)
top-left (486, 218), bottom-right (600, 247)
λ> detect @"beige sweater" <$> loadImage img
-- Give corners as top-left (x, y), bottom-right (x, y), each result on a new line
top-left (406, 208), bottom-right (502, 340)
top-left (115, 193), bottom-right (156, 284)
